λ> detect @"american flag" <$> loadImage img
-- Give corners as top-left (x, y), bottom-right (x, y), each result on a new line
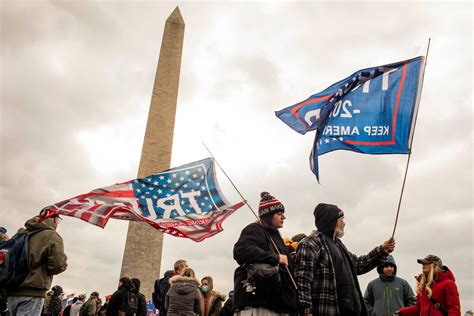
top-left (41, 158), bottom-right (245, 242)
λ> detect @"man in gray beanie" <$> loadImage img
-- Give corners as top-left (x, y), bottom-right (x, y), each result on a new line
top-left (295, 203), bottom-right (395, 316)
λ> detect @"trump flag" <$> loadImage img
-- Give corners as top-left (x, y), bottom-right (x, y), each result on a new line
top-left (275, 56), bottom-right (425, 181)
top-left (41, 158), bottom-right (245, 242)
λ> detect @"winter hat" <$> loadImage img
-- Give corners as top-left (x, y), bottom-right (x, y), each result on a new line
top-left (52, 285), bottom-right (63, 296)
top-left (90, 291), bottom-right (99, 298)
top-left (417, 255), bottom-right (443, 269)
top-left (258, 192), bottom-right (285, 218)
top-left (313, 203), bottom-right (344, 237)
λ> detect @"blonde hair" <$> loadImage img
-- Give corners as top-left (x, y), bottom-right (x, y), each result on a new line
top-left (416, 263), bottom-right (441, 297)
top-left (201, 276), bottom-right (214, 292)
top-left (180, 267), bottom-right (196, 279)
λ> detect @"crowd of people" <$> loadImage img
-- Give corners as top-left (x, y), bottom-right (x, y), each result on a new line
top-left (228, 192), bottom-right (462, 316)
top-left (154, 261), bottom-right (228, 316)
top-left (0, 191), bottom-right (464, 315)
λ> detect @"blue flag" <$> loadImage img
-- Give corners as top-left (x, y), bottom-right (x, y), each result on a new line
top-left (275, 57), bottom-right (424, 181)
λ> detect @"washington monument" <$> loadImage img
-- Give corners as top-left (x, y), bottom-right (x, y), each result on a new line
top-left (120, 7), bottom-right (185, 298)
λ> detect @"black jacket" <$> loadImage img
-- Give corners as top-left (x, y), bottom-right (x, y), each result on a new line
top-left (219, 297), bottom-right (233, 316)
top-left (233, 222), bottom-right (297, 314)
top-left (153, 270), bottom-right (175, 315)
top-left (106, 287), bottom-right (127, 316)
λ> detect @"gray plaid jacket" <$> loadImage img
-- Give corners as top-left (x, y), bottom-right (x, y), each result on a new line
top-left (295, 230), bottom-right (387, 316)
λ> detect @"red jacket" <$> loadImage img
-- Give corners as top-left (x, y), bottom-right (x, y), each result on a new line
top-left (399, 267), bottom-right (460, 316)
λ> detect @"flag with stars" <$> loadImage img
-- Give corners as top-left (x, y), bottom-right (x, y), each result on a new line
top-left (40, 158), bottom-right (245, 242)
top-left (275, 56), bottom-right (425, 181)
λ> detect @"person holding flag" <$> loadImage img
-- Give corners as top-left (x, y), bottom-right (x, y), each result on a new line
top-left (5, 213), bottom-right (68, 316)
top-left (295, 203), bottom-right (395, 316)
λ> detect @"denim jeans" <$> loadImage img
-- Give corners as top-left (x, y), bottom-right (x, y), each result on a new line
top-left (7, 296), bottom-right (44, 316)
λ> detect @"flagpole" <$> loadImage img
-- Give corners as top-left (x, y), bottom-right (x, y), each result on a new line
top-left (202, 143), bottom-right (259, 220)
top-left (391, 39), bottom-right (431, 239)
top-left (203, 142), bottom-right (298, 290)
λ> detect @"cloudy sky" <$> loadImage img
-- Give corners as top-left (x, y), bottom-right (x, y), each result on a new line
top-left (1, 0), bottom-right (472, 311)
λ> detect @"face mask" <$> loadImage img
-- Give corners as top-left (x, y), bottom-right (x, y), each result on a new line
top-left (200, 285), bottom-right (209, 293)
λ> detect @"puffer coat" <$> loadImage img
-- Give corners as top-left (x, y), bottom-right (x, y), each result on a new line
top-left (165, 276), bottom-right (201, 316)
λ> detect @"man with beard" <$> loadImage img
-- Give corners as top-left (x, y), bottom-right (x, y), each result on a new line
top-left (295, 203), bottom-right (396, 316)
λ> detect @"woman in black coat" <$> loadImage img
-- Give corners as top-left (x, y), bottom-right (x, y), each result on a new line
top-left (233, 192), bottom-right (297, 315)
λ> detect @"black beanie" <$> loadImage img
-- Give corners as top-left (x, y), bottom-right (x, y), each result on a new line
top-left (313, 203), bottom-right (344, 237)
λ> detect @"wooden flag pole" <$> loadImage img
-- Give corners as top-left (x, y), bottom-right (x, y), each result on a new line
top-left (202, 142), bottom-right (298, 290)
top-left (391, 39), bottom-right (431, 239)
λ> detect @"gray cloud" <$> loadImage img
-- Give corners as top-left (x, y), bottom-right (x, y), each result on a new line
top-left (1, 0), bottom-right (472, 311)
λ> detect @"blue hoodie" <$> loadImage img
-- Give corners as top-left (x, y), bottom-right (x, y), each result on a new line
top-left (364, 256), bottom-right (416, 316)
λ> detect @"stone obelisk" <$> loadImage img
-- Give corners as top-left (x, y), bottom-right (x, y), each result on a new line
top-left (120, 7), bottom-right (185, 299)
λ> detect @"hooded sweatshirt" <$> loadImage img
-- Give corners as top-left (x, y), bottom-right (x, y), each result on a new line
top-left (364, 256), bottom-right (416, 316)
top-left (165, 276), bottom-right (201, 316)
top-left (7, 216), bottom-right (68, 297)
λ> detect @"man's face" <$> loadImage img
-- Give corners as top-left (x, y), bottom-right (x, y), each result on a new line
top-left (334, 217), bottom-right (345, 238)
top-left (271, 212), bottom-right (286, 229)
top-left (383, 264), bottom-right (395, 277)
top-left (178, 261), bottom-right (188, 274)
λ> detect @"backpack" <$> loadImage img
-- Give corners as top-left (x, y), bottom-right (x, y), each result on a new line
top-left (120, 290), bottom-right (138, 315)
top-left (0, 230), bottom-right (38, 288)
top-left (152, 275), bottom-right (170, 312)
